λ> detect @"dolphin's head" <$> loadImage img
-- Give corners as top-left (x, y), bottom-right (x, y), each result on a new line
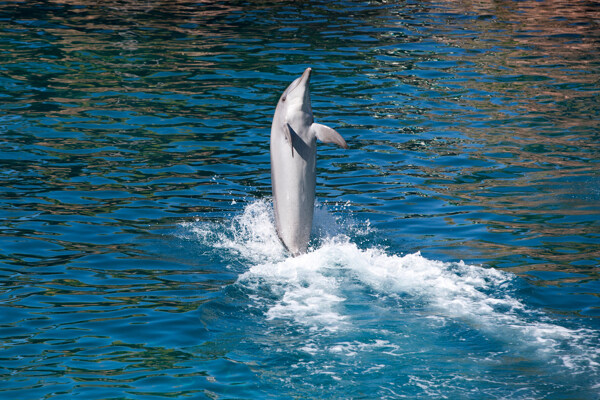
top-left (278, 67), bottom-right (312, 117)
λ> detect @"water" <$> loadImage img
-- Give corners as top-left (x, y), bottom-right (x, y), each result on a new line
top-left (1, 0), bottom-right (599, 398)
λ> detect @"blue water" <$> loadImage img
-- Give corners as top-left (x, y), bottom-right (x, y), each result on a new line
top-left (1, 1), bottom-right (599, 399)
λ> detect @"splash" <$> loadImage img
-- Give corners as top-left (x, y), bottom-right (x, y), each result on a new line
top-left (180, 199), bottom-right (287, 265)
top-left (179, 199), bottom-right (600, 381)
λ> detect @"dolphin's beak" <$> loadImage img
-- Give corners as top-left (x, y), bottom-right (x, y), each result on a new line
top-left (284, 67), bottom-right (312, 99)
top-left (300, 67), bottom-right (312, 85)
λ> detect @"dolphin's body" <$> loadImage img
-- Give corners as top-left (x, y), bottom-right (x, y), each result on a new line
top-left (270, 67), bottom-right (348, 256)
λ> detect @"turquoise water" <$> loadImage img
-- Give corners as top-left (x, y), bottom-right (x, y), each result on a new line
top-left (1, 0), bottom-right (599, 398)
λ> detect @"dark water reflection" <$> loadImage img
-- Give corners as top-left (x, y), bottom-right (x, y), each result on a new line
top-left (1, 0), bottom-right (599, 398)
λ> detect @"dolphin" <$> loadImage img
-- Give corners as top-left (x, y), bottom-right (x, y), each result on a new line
top-left (270, 67), bottom-right (348, 256)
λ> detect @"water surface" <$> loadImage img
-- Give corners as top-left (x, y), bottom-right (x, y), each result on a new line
top-left (1, 1), bottom-right (599, 399)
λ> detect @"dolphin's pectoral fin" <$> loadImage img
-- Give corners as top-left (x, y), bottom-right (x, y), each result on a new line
top-left (312, 123), bottom-right (349, 149)
top-left (284, 123), bottom-right (294, 157)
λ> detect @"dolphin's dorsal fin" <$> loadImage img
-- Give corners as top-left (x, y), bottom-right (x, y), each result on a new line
top-left (312, 123), bottom-right (348, 149)
top-left (284, 123), bottom-right (294, 157)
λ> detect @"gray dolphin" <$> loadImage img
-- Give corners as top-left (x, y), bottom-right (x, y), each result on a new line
top-left (270, 67), bottom-right (348, 256)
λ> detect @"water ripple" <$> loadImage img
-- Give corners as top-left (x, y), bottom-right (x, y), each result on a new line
top-left (1, 0), bottom-right (599, 398)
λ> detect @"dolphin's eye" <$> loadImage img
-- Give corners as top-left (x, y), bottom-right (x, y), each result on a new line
top-left (282, 96), bottom-right (286, 102)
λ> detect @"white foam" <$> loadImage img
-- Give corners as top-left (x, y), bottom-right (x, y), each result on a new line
top-left (180, 200), bottom-right (599, 377)
top-left (180, 199), bottom-right (287, 265)
top-left (240, 243), bottom-right (350, 332)
top-left (240, 238), bottom-right (524, 336)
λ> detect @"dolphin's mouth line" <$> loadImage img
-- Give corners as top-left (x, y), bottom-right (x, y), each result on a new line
top-left (287, 79), bottom-right (302, 96)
